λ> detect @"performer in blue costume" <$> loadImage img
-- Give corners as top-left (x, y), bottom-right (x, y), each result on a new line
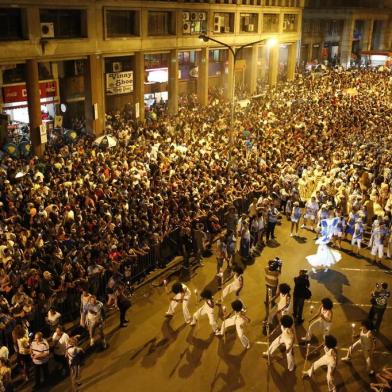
top-left (306, 214), bottom-right (342, 272)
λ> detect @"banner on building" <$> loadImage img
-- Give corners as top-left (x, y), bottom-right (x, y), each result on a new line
top-left (2, 80), bottom-right (58, 104)
top-left (106, 71), bottom-right (133, 95)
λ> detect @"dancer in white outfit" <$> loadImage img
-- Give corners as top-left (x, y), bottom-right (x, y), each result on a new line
top-left (165, 282), bottom-right (191, 323)
top-left (268, 283), bottom-right (291, 325)
top-left (217, 299), bottom-right (250, 349)
top-left (342, 319), bottom-right (376, 375)
top-left (190, 289), bottom-right (220, 335)
top-left (306, 213), bottom-right (342, 272)
top-left (302, 297), bottom-right (333, 342)
top-left (222, 266), bottom-right (244, 300)
top-left (303, 334), bottom-right (338, 392)
top-left (262, 315), bottom-right (295, 371)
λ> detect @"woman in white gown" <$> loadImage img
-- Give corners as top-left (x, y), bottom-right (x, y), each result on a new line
top-left (306, 215), bottom-right (342, 272)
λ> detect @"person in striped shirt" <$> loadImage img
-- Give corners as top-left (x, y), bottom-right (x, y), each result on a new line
top-left (30, 332), bottom-right (50, 389)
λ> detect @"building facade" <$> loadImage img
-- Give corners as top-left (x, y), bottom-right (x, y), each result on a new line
top-left (301, 0), bottom-right (392, 68)
top-left (0, 0), bottom-right (303, 154)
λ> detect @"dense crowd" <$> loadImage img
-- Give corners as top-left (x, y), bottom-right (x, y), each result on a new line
top-left (0, 67), bottom-right (391, 390)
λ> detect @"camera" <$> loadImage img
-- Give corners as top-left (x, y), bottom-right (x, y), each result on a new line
top-left (268, 257), bottom-right (283, 272)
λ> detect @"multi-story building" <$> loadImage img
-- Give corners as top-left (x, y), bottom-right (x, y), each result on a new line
top-left (301, 0), bottom-right (392, 67)
top-left (0, 0), bottom-right (303, 154)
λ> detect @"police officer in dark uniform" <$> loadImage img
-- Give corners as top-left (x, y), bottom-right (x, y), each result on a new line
top-left (368, 282), bottom-right (390, 331)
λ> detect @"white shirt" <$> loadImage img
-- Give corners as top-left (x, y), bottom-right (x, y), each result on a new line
top-left (52, 332), bottom-right (69, 356)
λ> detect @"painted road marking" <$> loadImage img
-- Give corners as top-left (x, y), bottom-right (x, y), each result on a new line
top-left (255, 341), bottom-right (391, 356)
top-left (306, 300), bottom-right (392, 310)
top-left (340, 267), bottom-right (392, 273)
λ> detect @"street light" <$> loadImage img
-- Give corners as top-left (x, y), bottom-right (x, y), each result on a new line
top-left (199, 34), bottom-right (277, 158)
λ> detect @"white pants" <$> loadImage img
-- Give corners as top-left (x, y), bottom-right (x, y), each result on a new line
top-left (347, 339), bottom-right (373, 371)
top-left (220, 315), bottom-right (249, 348)
top-left (351, 238), bottom-right (362, 248)
top-left (166, 294), bottom-right (191, 323)
top-left (305, 354), bottom-right (336, 392)
top-left (192, 303), bottom-right (218, 332)
top-left (268, 334), bottom-right (295, 371)
top-left (222, 282), bottom-right (240, 300)
top-left (371, 243), bottom-right (384, 258)
top-left (305, 318), bottom-right (331, 340)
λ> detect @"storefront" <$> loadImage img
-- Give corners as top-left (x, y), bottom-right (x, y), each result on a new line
top-left (1, 79), bottom-right (58, 144)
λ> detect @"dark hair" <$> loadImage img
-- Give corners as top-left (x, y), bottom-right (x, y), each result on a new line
top-left (231, 299), bottom-right (243, 312)
top-left (279, 283), bottom-right (291, 295)
top-left (321, 297), bottom-right (333, 310)
top-left (382, 282), bottom-right (388, 290)
top-left (280, 315), bottom-right (293, 328)
top-left (233, 266), bottom-right (244, 275)
top-left (200, 289), bottom-right (212, 300)
top-left (324, 334), bottom-right (337, 349)
top-left (361, 319), bottom-right (373, 331)
top-left (172, 282), bottom-right (183, 294)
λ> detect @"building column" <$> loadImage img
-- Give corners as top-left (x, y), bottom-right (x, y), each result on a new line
top-left (362, 19), bottom-right (374, 51)
top-left (225, 49), bottom-right (234, 100)
top-left (197, 47), bottom-right (209, 106)
top-left (268, 45), bottom-right (279, 86)
top-left (248, 44), bottom-right (258, 95)
top-left (340, 18), bottom-right (355, 68)
top-left (25, 59), bottom-right (44, 156)
top-left (134, 52), bottom-right (145, 121)
top-left (84, 54), bottom-right (104, 136)
top-left (287, 42), bottom-right (297, 81)
top-left (168, 49), bottom-right (179, 115)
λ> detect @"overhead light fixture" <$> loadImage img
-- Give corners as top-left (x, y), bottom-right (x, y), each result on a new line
top-left (266, 37), bottom-right (278, 48)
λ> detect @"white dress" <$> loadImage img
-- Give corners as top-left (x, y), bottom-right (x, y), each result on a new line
top-left (306, 218), bottom-right (342, 270)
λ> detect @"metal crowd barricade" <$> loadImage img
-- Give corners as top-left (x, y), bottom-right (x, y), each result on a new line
top-left (124, 194), bottom-right (258, 286)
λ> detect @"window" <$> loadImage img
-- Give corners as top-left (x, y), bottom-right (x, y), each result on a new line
top-left (40, 9), bottom-right (87, 39)
top-left (283, 14), bottom-right (298, 32)
top-left (312, 20), bottom-right (320, 33)
top-left (209, 49), bottom-right (227, 63)
top-left (182, 11), bottom-right (207, 35)
top-left (303, 20), bottom-right (311, 33)
top-left (263, 14), bottom-right (279, 33)
top-left (240, 13), bottom-right (258, 33)
top-left (148, 11), bottom-right (175, 36)
top-left (106, 10), bottom-right (139, 37)
top-left (178, 51), bottom-right (196, 65)
top-left (0, 8), bottom-right (25, 41)
top-left (213, 13), bottom-right (234, 34)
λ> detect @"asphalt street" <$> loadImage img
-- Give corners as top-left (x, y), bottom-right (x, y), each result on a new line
top-left (51, 218), bottom-right (392, 392)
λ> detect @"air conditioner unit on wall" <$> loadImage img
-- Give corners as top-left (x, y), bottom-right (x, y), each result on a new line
top-left (183, 22), bottom-right (191, 34)
top-left (183, 12), bottom-right (190, 21)
top-left (40, 23), bottom-right (54, 38)
top-left (214, 16), bottom-right (225, 33)
top-left (198, 12), bottom-right (206, 21)
top-left (112, 62), bottom-right (122, 73)
top-left (190, 12), bottom-right (198, 21)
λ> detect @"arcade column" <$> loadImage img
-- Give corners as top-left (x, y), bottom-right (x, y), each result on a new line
top-left (84, 54), bottom-right (104, 136)
top-left (248, 44), bottom-right (258, 95)
top-left (340, 18), bottom-right (355, 68)
top-left (224, 49), bottom-right (234, 100)
top-left (25, 59), bottom-right (44, 157)
top-left (287, 42), bottom-right (297, 81)
top-left (168, 49), bottom-right (179, 115)
top-left (268, 44), bottom-right (279, 86)
top-left (197, 47), bottom-right (209, 106)
top-left (134, 52), bottom-right (145, 121)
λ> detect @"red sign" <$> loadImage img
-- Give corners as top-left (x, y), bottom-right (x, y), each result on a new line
top-left (2, 80), bottom-right (58, 104)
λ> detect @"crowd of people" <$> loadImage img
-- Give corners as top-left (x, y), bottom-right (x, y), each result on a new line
top-left (0, 66), bottom-right (391, 390)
